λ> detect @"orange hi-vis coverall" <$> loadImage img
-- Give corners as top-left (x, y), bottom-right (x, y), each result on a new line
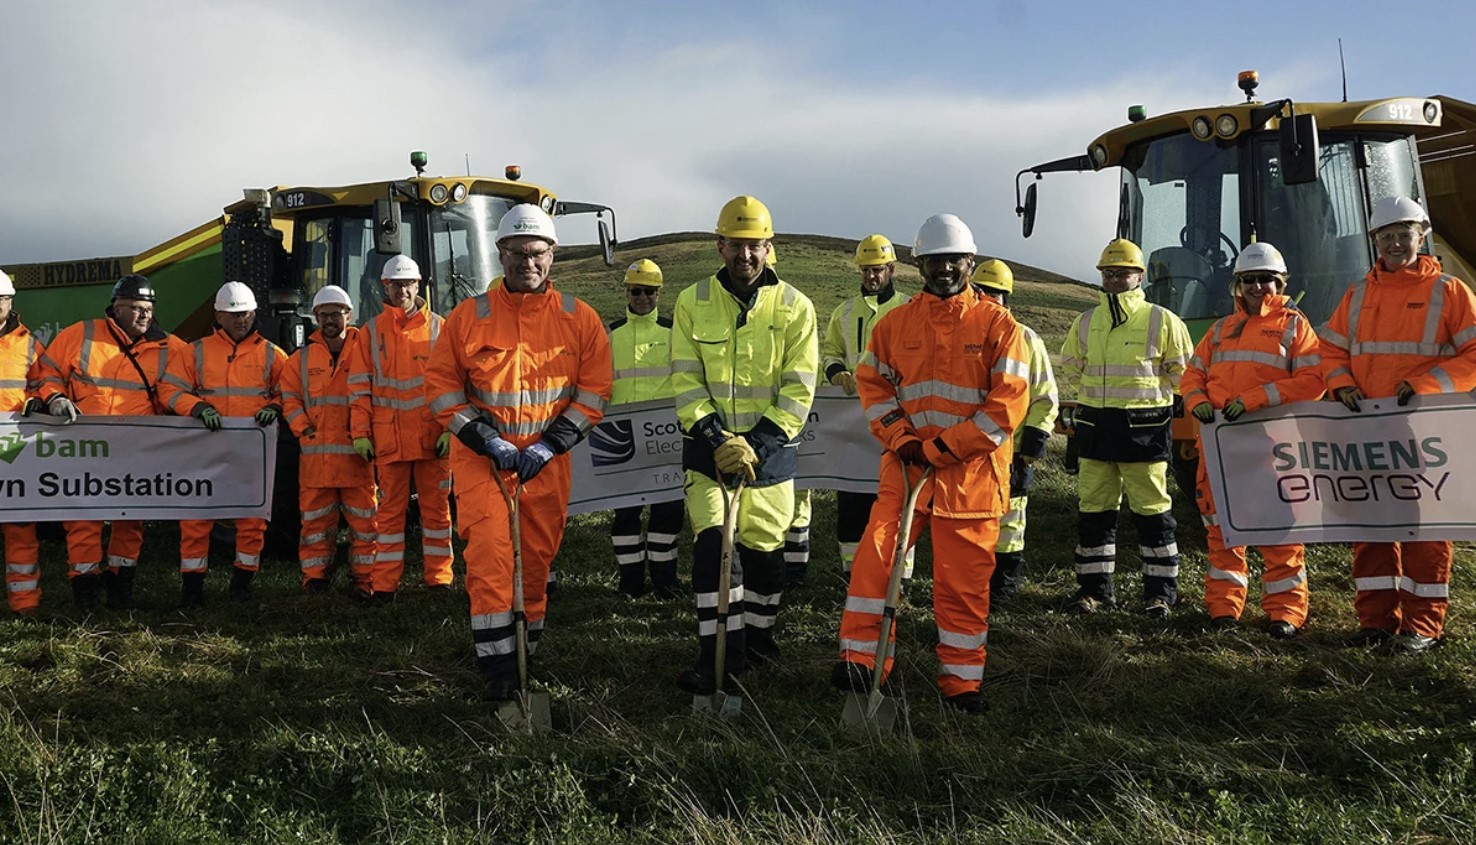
top-left (282, 327), bottom-right (377, 591)
top-left (1, 312), bottom-right (44, 612)
top-left (1320, 255), bottom-right (1476, 639)
top-left (1181, 293), bottom-right (1324, 627)
top-left (349, 297), bottom-right (454, 591)
top-left (165, 327), bottom-right (287, 576)
top-left (425, 280), bottom-right (611, 684)
top-left (36, 313), bottom-right (189, 578)
top-left (838, 286), bottom-right (1029, 697)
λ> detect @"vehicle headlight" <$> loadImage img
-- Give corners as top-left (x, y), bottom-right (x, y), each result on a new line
top-left (429, 183), bottom-right (449, 204)
top-left (1215, 114), bottom-right (1239, 138)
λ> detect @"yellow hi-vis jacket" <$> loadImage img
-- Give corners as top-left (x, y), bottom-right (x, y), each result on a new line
top-left (670, 269), bottom-right (818, 484)
top-left (821, 287), bottom-right (909, 379)
top-left (1016, 324), bottom-right (1059, 460)
top-left (608, 308), bottom-right (673, 404)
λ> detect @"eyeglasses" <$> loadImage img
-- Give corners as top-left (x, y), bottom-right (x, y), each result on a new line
top-left (626, 286), bottom-right (659, 297)
top-left (1238, 274), bottom-right (1282, 287)
top-left (1100, 268), bottom-right (1141, 281)
top-left (383, 279), bottom-right (419, 288)
top-left (1375, 227), bottom-right (1421, 245)
top-left (502, 247), bottom-right (555, 264)
top-left (315, 309), bottom-right (351, 319)
top-left (920, 254), bottom-right (973, 269)
top-left (720, 239), bottom-right (770, 256)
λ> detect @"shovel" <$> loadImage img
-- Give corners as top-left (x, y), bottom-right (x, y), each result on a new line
top-left (693, 474), bottom-right (746, 718)
top-left (493, 471), bottom-right (553, 734)
top-left (842, 466), bottom-right (932, 732)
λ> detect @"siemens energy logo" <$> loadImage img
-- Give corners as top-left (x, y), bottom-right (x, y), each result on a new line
top-left (590, 421), bottom-right (636, 466)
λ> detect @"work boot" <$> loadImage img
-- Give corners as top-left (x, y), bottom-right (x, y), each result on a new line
top-left (483, 674), bottom-right (519, 702)
top-left (649, 562), bottom-right (681, 599)
top-left (942, 690), bottom-right (989, 716)
top-left (1143, 597), bottom-right (1173, 620)
top-left (784, 563), bottom-right (807, 590)
top-left (830, 660), bottom-right (873, 693)
top-left (1267, 620), bottom-right (1299, 640)
top-left (1067, 590), bottom-right (1114, 615)
top-left (676, 668), bottom-right (741, 696)
top-left (303, 578), bottom-right (331, 595)
top-left (370, 590), bottom-right (397, 607)
top-left (745, 632), bottom-right (781, 669)
top-left (228, 568), bottom-right (255, 603)
top-left (180, 573), bottom-right (207, 608)
top-left (617, 564), bottom-right (646, 600)
top-left (1209, 615), bottom-right (1240, 631)
top-left (70, 573), bottom-right (102, 610)
top-left (423, 583), bottom-right (453, 593)
top-left (1348, 627), bottom-right (1393, 648)
top-left (105, 568), bottom-right (136, 610)
top-left (1392, 633), bottom-right (1440, 654)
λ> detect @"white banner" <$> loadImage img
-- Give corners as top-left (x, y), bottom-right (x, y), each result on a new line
top-left (567, 388), bottom-right (884, 515)
top-left (0, 414), bottom-right (278, 521)
top-left (1201, 394), bottom-right (1476, 546)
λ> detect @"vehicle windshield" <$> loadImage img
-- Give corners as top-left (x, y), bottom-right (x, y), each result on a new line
top-left (1123, 131), bottom-right (1424, 326)
top-left (429, 195), bottom-right (516, 309)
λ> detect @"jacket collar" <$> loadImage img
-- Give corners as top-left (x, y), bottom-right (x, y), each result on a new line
top-left (1367, 254), bottom-right (1443, 286)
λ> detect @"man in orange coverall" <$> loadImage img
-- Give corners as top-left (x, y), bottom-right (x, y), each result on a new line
top-left (35, 274), bottom-right (192, 609)
top-left (281, 285), bottom-right (377, 595)
top-left (832, 213), bottom-right (1028, 715)
top-left (425, 204), bottom-right (612, 701)
top-left (1181, 242), bottom-right (1324, 639)
top-left (349, 254), bottom-right (454, 603)
top-left (1321, 196), bottom-right (1476, 654)
top-left (1, 269), bottom-right (45, 615)
top-left (164, 281), bottom-right (287, 605)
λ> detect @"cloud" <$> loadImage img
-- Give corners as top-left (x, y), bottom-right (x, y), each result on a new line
top-left (0, 2), bottom-right (1288, 281)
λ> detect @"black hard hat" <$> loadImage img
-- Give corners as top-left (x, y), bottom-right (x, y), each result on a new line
top-left (112, 274), bottom-right (156, 302)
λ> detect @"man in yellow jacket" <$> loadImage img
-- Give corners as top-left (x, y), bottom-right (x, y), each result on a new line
top-left (607, 259), bottom-right (685, 599)
top-left (670, 195), bottom-right (819, 694)
top-left (1059, 240), bottom-right (1193, 618)
top-left (349, 255), bottom-right (454, 603)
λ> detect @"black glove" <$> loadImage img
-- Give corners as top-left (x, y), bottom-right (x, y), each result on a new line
top-left (1337, 386), bottom-right (1364, 413)
top-left (895, 440), bottom-right (929, 467)
top-left (1396, 381), bottom-right (1417, 407)
top-left (19, 397), bottom-right (43, 417)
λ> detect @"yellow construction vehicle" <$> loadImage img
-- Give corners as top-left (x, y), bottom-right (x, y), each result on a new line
top-left (1017, 72), bottom-right (1476, 490)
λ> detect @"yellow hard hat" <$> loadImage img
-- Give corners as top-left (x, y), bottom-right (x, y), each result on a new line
top-left (715, 195), bottom-right (774, 240)
top-left (1097, 238), bottom-right (1146, 271)
top-left (972, 259), bottom-right (1014, 294)
top-left (855, 234), bottom-right (896, 267)
top-left (624, 258), bottom-right (663, 287)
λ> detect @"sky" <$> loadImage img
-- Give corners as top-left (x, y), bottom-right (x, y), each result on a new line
top-left (2, 0), bottom-right (1472, 281)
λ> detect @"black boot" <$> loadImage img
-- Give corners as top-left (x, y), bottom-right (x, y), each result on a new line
top-left (106, 568), bottom-right (136, 610)
top-left (180, 572), bottom-right (207, 608)
top-left (830, 660), bottom-right (873, 693)
top-left (648, 561), bottom-right (682, 600)
top-left (71, 572), bottom-right (102, 610)
top-left (229, 567), bottom-right (255, 603)
top-left (617, 563), bottom-right (646, 599)
top-left (745, 628), bottom-right (782, 669)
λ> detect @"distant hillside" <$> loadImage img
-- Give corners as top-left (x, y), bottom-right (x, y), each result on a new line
top-left (553, 232), bottom-right (1098, 345)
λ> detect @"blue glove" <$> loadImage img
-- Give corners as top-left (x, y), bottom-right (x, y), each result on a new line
top-left (455, 419), bottom-right (518, 469)
top-left (486, 435), bottom-right (520, 471)
top-left (517, 440), bottom-right (555, 482)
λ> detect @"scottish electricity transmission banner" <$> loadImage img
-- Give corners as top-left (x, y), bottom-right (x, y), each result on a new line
top-left (0, 414), bottom-right (277, 521)
top-left (1200, 394), bottom-right (1475, 546)
top-left (567, 388), bottom-right (883, 515)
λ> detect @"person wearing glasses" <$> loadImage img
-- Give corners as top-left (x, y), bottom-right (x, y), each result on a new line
top-left (33, 274), bottom-right (193, 609)
top-left (668, 195), bottom-right (818, 696)
top-left (606, 259), bottom-right (685, 599)
top-left (1058, 240), bottom-right (1193, 619)
top-left (1321, 196), bottom-right (1476, 654)
top-left (1181, 242), bottom-right (1323, 639)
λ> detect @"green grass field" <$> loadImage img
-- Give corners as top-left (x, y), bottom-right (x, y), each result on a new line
top-left (2, 237), bottom-right (1473, 844)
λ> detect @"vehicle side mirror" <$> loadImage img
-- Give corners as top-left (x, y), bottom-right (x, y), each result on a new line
top-left (374, 198), bottom-right (402, 255)
top-left (599, 218), bottom-right (615, 267)
top-left (1021, 183), bottom-right (1038, 239)
top-left (1280, 113), bottom-right (1320, 186)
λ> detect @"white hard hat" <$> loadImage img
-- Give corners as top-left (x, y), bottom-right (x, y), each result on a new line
top-left (214, 281), bottom-right (258, 312)
top-left (311, 285), bottom-right (353, 311)
top-left (913, 213), bottom-right (977, 257)
top-left (496, 204), bottom-right (558, 246)
top-left (1367, 196), bottom-right (1429, 234)
top-left (381, 254), bottom-right (421, 281)
top-left (0, 269), bottom-right (13, 296)
top-left (1233, 242), bottom-right (1288, 276)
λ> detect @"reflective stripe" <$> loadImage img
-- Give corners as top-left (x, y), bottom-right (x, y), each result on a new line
top-left (109, 555), bottom-right (137, 568)
top-left (970, 409), bottom-right (1007, 446)
top-left (180, 557), bottom-right (208, 572)
top-left (1075, 562), bottom-right (1115, 574)
top-left (344, 504), bottom-right (375, 519)
top-left (379, 533), bottom-right (406, 543)
top-left (1355, 575), bottom-right (1398, 591)
top-left (1263, 384), bottom-right (1282, 406)
top-left (1349, 340), bottom-right (1455, 357)
top-left (698, 615), bottom-right (745, 635)
top-left (1140, 543), bottom-right (1179, 558)
top-left (994, 356), bottom-right (1029, 380)
top-left (613, 366), bottom-right (669, 381)
top-left (897, 379), bottom-right (987, 405)
top-left (10, 580), bottom-right (38, 591)
top-left (1262, 570), bottom-right (1306, 595)
top-left (744, 590), bottom-right (782, 608)
top-left (1211, 349), bottom-right (1290, 368)
top-left (937, 628), bottom-right (988, 649)
top-left (743, 611), bottom-right (778, 628)
top-left (475, 637), bottom-right (517, 657)
top-left (1208, 566), bottom-right (1248, 587)
top-left (839, 637), bottom-right (878, 654)
top-left (375, 551), bottom-right (404, 562)
top-left (7, 563), bottom-right (38, 575)
top-left (471, 611), bottom-right (514, 629)
top-left (1399, 576), bottom-right (1448, 599)
top-left (614, 551), bottom-right (644, 565)
top-left (1081, 385), bottom-right (1174, 402)
top-left (300, 532), bottom-right (330, 546)
top-left (303, 444), bottom-right (358, 456)
top-left (1142, 563), bottom-right (1179, 578)
top-left (1076, 544), bottom-right (1116, 558)
top-left (866, 401), bottom-right (903, 422)
top-left (845, 595), bottom-right (886, 615)
top-left (696, 586), bottom-right (745, 608)
top-left (299, 557), bottom-right (329, 570)
top-left (1429, 367), bottom-right (1456, 393)
top-left (939, 663), bottom-right (984, 681)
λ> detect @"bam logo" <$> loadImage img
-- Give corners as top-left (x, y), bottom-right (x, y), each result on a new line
top-left (0, 431), bottom-right (27, 464)
top-left (590, 420), bottom-right (636, 466)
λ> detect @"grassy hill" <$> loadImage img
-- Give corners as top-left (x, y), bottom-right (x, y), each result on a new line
top-left (2, 237), bottom-right (1474, 844)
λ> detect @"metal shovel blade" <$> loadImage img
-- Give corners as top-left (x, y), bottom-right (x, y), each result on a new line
top-left (692, 689), bottom-right (742, 718)
top-left (496, 690), bottom-right (553, 734)
top-left (841, 690), bottom-right (898, 732)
